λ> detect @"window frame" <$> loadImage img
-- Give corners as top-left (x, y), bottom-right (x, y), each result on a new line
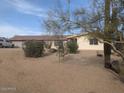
top-left (89, 38), bottom-right (98, 45)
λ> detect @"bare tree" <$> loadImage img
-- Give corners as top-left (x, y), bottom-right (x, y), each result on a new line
top-left (43, 0), bottom-right (71, 62)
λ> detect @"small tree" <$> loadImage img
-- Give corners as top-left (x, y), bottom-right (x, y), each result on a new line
top-left (43, 0), bottom-right (71, 62)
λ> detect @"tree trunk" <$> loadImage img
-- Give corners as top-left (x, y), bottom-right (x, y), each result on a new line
top-left (104, 0), bottom-right (111, 68)
top-left (104, 43), bottom-right (111, 68)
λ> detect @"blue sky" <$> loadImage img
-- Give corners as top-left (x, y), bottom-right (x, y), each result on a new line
top-left (0, 0), bottom-right (91, 38)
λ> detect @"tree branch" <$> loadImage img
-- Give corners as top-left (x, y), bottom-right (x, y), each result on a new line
top-left (98, 39), bottom-right (124, 61)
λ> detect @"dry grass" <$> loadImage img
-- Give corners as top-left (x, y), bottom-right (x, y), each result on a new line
top-left (0, 49), bottom-right (124, 93)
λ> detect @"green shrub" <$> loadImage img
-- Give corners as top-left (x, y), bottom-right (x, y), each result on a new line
top-left (67, 41), bottom-right (78, 54)
top-left (23, 41), bottom-right (44, 57)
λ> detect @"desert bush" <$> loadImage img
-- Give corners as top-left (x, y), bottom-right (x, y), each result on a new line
top-left (23, 40), bottom-right (44, 57)
top-left (67, 41), bottom-right (78, 54)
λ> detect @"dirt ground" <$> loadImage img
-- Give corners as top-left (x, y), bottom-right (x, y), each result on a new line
top-left (0, 49), bottom-right (124, 93)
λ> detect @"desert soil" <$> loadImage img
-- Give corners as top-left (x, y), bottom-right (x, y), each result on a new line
top-left (0, 49), bottom-right (124, 93)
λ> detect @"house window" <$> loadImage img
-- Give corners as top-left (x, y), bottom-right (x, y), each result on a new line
top-left (89, 38), bottom-right (98, 45)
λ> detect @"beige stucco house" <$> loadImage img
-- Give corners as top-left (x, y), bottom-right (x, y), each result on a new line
top-left (67, 33), bottom-right (103, 50)
top-left (10, 33), bottom-right (103, 50)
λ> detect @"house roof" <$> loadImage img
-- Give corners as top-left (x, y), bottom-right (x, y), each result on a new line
top-left (10, 35), bottom-right (67, 41)
top-left (66, 32), bottom-right (88, 39)
top-left (10, 32), bottom-right (88, 41)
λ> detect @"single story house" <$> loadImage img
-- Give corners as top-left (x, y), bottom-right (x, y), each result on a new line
top-left (10, 33), bottom-right (103, 50)
top-left (10, 35), bottom-right (67, 49)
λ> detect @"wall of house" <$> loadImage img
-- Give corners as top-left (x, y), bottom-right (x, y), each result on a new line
top-left (12, 41), bottom-right (59, 48)
top-left (12, 36), bottom-right (103, 50)
top-left (51, 41), bottom-right (67, 49)
top-left (12, 41), bottom-right (24, 47)
top-left (51, 41), bottom-right (57, 49)
top-left (77, 36), bottom-right (103, 50)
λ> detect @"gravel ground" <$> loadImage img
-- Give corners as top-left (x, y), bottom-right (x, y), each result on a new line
top-left (0, 49), bottom-right (124, 93)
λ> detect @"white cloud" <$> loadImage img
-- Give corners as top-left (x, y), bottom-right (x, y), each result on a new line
top-left (6, 0), bottom-right (47, 17)
top-left (0, 24), bottom-right (42, 38)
